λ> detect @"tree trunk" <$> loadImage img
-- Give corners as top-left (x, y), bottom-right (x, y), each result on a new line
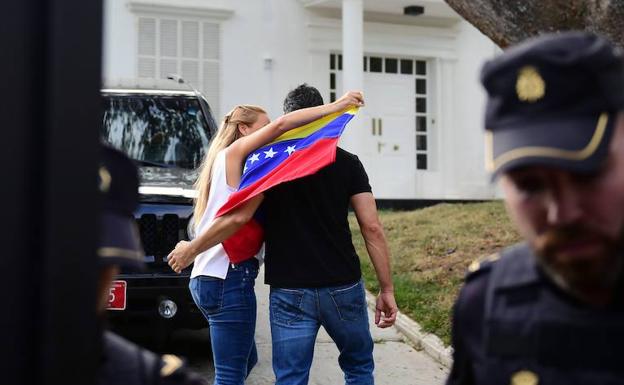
top-left (444, 0), bottom-right (624, 48)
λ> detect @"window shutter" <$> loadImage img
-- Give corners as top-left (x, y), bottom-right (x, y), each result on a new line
top-left (202, 61), bottom-right (219, 115)
top-left (135, 16), bottom-right (220, 116)
top-left (159, 19), bottom-right (178, 57)
top-left (160, 59), bottom-right (177, 79)
top-left (182, 60), bottom-right (199, 87)
top-left (202, 22), bottom-right (219, 116)
top-left (138, 18), bottom-right (156, 55)
top-left (159, 19), bottom-right (178, 79)
top-left (203, 22), bottom-right (219, 60)
top-left (137, 17), bottom-right (156, 78)
top-left (182, 21), bottom-right (199, 58)
top-left (138, 58), bottom-right (156, 78)
top-left (181, 21), bottom-right (200, 87)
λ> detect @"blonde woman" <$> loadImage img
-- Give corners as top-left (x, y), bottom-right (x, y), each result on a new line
top-left (169, 91), bottom-right (363, 385)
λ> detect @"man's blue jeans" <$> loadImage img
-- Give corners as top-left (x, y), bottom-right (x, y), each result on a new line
top-left (189, 258), bottom-right (259, 385)
top-left (270, 279), bottom-right (374, 385)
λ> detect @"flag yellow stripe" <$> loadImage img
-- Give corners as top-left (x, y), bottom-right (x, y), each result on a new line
top-left (268, 107), bottom-right (358, 145)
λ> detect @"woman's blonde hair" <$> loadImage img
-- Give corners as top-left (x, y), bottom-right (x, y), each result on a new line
top-left (194, 105), bottom-right (267, 226)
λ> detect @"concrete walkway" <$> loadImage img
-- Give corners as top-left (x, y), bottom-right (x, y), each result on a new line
top-left (184, 266), bottom-right (448, 384)
top-left (242, 267), bottom-right (448, 385)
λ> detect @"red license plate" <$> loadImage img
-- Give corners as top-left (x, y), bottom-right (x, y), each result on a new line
top-left (106, 280), bottom-right (126, 311)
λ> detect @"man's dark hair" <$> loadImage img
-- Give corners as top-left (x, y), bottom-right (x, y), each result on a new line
top-left (283, 83), bottom-right (324, 113)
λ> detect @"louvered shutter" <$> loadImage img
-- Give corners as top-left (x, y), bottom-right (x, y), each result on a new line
top-left (137, 17), bottom-right (156, 78)
top-left (181, 21), bottom-right (200, 87)
top-left (135, 15), bottom-right (220, 117)
top-left (182, 21), bottom-right (199, 58)
top-left (203, 23), bottom-right (219, 60)
top-left (202, 61), bottom-right (219, 115)
top-left (159, 19), bottom-right (178, 79)
top-left (182, 61), bottom-right (199, 87)
top-left (202, 22), bottom-right (220, 116)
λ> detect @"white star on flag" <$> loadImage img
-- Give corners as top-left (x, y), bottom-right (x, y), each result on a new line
top-left (243, 163), bottom-right (249, 174)
top-left (264, 148), bottom-right (277, 158)
top-left (284, 145), bottom-right (296, 156)
top-left (249, 153), bottom-right (260, 163)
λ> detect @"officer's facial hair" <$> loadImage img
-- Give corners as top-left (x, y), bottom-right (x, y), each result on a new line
top-left (533, 222), bottom-right (624, 298)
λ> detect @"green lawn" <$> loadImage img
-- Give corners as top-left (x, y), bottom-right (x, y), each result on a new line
top-left (349, 201), bottom-right (522, 345)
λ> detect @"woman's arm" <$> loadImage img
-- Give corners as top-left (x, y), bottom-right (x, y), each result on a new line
top-left (167, 194), bottom-right (264, 273)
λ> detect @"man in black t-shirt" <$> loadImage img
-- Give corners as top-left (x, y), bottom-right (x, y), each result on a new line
top-left (265, 84), bottom-right (397, 385)
top-left (262, 146), bottom-right (370, 287)
top-left (168, 84), bottom-right (397, 385)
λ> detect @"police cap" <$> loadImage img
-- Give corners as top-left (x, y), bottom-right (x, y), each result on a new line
top-left (481, 31), bottom-right (624, 177)
top-left (98, 144), bottom-right (144, 271)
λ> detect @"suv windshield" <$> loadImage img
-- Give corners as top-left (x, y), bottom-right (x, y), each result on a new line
top-left (101, 94), bottom-right (212, 169)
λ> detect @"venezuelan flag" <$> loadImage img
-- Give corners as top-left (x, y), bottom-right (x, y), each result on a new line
top-left (215, 107), bottom-right (358, 263)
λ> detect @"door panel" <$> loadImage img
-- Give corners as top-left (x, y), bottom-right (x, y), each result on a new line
top-left (364, 73), bottom-right (415, 198)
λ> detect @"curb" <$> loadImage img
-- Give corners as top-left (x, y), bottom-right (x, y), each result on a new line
top-left (365, 291), bottom-right (453, 368)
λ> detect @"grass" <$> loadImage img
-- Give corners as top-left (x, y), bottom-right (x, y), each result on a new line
top-left (349, 201), bottom-right (522, 345)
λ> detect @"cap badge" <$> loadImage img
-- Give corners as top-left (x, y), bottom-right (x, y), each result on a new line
top-left (516, 66), bottom-right (545, 103)
top-left (99, 166), bottom-right (112, 193)
top-left (511, 370), bottom-right (539, 385)
top-left (161, 354), bottom-right (183, 377)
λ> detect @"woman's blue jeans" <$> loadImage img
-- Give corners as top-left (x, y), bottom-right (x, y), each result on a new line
top-left (270, 279), bottom-right (374, 385)
top-left (189, 258), bottom-right (259, 385)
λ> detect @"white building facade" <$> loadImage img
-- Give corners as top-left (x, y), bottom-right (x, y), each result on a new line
top-left (103, 0), bottom-right (500, 201)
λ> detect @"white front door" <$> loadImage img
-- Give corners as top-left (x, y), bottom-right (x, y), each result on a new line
top-left (362, 73), bottom-right (415, 198)
top-left (329, 54), bottom-right (429, 199)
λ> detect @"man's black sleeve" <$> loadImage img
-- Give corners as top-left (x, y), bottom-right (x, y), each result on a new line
top-left (348, 155), bottom-right (372, 197)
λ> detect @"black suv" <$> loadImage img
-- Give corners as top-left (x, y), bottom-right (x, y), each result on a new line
top-left (100, 78), bottom-right (217, 342)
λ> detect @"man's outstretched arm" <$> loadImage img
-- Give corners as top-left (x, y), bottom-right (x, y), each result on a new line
top-left (167, 194), bottom-right (264, 273)
top-left (350, 192), bottom-right (398, 328)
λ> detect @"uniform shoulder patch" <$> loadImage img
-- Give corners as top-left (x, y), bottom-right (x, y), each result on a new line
top-left (465, 253), bottom-right (500, 280)
top-left (160, 354), bottom-right (183, 377)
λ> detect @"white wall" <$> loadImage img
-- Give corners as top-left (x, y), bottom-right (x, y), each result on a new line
top-left (448, 20), bottom-right (498, 199)
top-left (103, 0), bottom-right (138, 79)
top-left (219, 0), bottom-right (312, 119)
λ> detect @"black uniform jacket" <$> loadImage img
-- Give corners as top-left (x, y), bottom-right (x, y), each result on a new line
top-left (447, 243), bottom-right (624, 385)
top-left (98, 331), bottom-right (207, 385)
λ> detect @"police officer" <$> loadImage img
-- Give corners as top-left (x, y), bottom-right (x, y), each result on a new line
top-left (447, 32), bottom-right (624, 385)
top-left (96, 145), bottom-right (206, 385)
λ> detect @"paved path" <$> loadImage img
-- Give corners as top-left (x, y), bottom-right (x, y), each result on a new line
top-left (186, 267), bottom-right (448, 384)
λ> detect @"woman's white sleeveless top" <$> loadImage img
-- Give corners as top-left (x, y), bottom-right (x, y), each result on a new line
top-left (190, 149), bottom-right (235, 279)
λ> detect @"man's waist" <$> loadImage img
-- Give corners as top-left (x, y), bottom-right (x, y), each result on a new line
top-left (265, 270), bottom-right (361, 289)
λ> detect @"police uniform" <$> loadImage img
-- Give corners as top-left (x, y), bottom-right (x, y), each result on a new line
top-left (447, 32), bottom-right (624, 385)
top-left (97, 145), bottom-right (206, 385)
top-left (448, 244), bottom-right (624, 385)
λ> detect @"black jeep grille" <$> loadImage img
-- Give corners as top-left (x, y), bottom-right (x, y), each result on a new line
top-left (136, 214), bottom-right (188, 273)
